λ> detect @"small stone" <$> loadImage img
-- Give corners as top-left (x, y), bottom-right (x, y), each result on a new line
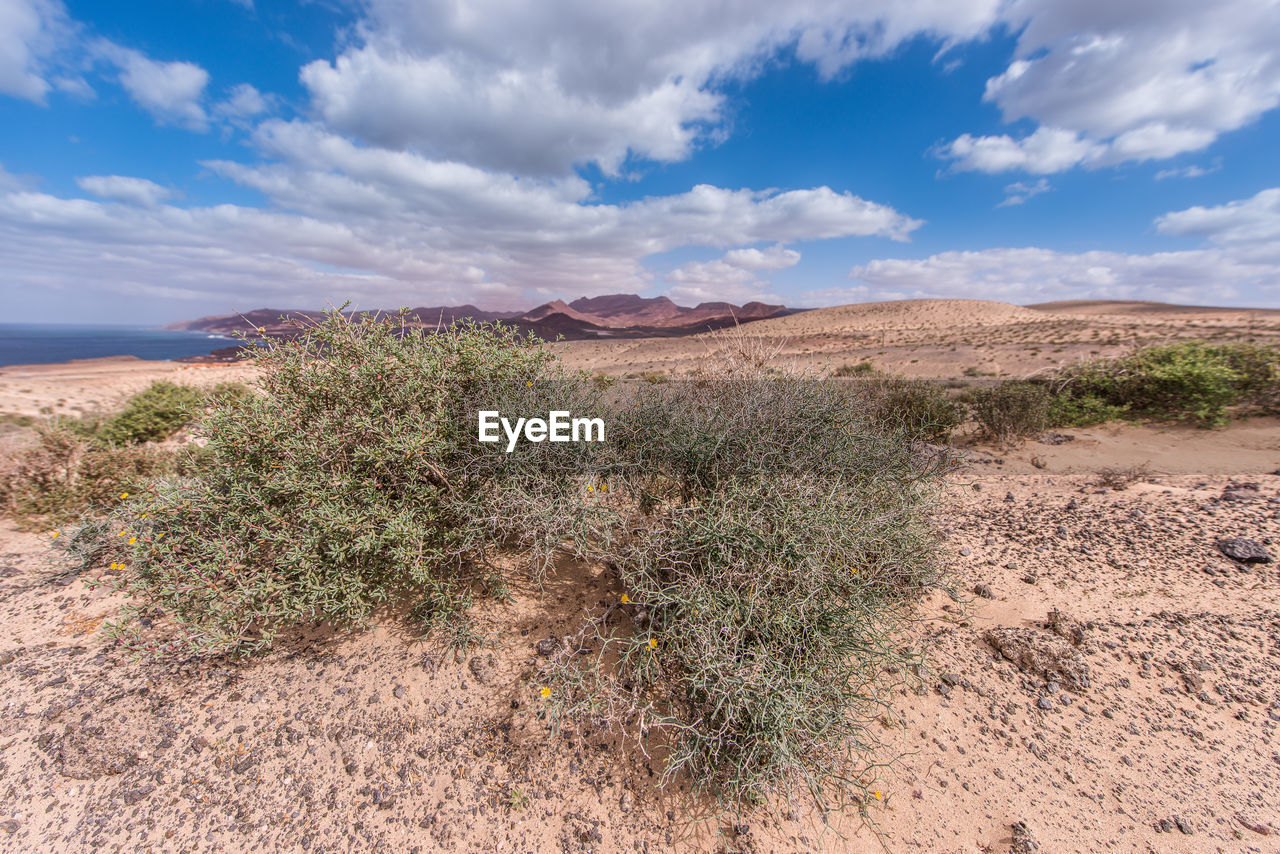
top-left (535, 638), bottom-right (557, 656)
top-left (973, 583), bottom-right (995, 599)
top-left (1216, 538), bottom-right (1272, 564)
top-left (393, 685), bottom-right (406, 699)
top-left (1036, 696), bottom-right (1054, 710)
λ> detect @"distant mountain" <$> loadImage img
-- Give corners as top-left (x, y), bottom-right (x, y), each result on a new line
top-left (167, 294), bottom-right (799, 343)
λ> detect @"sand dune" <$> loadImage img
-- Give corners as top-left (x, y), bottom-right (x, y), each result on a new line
top-left (732, 298), bottom-right (1052, 336)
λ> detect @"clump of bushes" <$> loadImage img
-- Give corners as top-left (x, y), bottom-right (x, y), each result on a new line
top-left (82, 311), bottom-right (608, 656)
top-left (0, 381), bottom-right (248, 528)
top-left (547, 363), bottom-right (945, 806)
top-left (1052, 342), bottom-right (1279, 427)
top-left (55, 309), bottom-right (945, 812)
top-left (834, 360), bottom-right (879, 377)
top-left (94, 381), bottom-right (205, 446)
top-left (968, 381), bottom-right (1050, 444)
top-left (0, 423), bottom-right (176, 528)
top-left (859, 377), bottom-right (967, 444)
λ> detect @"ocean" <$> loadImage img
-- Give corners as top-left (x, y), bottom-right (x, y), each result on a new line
top-left (0, 324), bottom-right (233, 368)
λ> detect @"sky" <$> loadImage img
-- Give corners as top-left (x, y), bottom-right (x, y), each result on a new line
top-left (1, 0), bottom-right (1280, 324)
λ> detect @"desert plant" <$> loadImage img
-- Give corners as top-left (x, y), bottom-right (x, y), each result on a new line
top-left (543, 361), bottom-right (948, 810)
top-left (834, 360), bottom-right (879, 377)
top-left (1060, 342), bottom-right (1253, 427)
top-left (968, 381), bottom-right (1050, 444)
top-left (0, 422), bottom-right (175, 528)
top-left (80, 310), bottom-right (610, 657)
top-left (94, 381), bottom-right (205, 446)
top-left (859, 377), bottom-right (967, 444)
top-left (1046, 393), bottom-right (1128, 428)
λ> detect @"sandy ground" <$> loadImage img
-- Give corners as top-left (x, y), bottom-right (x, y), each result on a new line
top-left (1, 299), bottom-right (1279, 852)
top-left (552, 299), bottom-right (1280, 379)
top-left (0, 358), bottom-right (257, 420)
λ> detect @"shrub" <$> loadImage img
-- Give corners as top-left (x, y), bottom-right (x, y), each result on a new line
top-left (968, 381), bottom-right (1050, 443)
top-left (82, 310), bottom-right (608, 656)
top-left (1046, 393), bottom-right (1128, 428)
top-left (1059, 341), bottom-right (1277, 427)
top-left (834, 360), bottom-right (879, 377)
top-left (544, 360), bottom-right (947, 809)
top-left (0, 423), bottom-right (174, 528)
top-left (859, 378), bottom-right (967, 444)
top-left (95, 381), bottom-right (205, 446)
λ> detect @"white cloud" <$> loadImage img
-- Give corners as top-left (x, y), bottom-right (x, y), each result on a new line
top-left (940, 0), bottom-right (1280, 173)
top-left (75, 174), bottom-right (171, 207)
top-left (664, 244), bottom-right (799, 303)
top-left (0, 0), bottom-right (70, 102)
top-left (214, 82), bottom-right (270, 120)
top-left (1155, 187), bottom-right (1280, 246)
top-left (94, 41), bottom-right (210, 130)
top-left (998, 177), bottom-right (1051, 207)
top-left (299, 0), bottom-right (1004, 176)
top-left (1155, 162), bottom-right (1220, 180)
top-left (0, 120), bottom-right (919, 310)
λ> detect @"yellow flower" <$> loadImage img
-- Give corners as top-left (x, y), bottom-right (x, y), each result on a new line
top-left (120, 492), bottom-right (129, 499)
top-left (257, 326), bottom-right (266, 334)
top-left (140, 514), bottom-right (147, 519)
top-left (621, 594), bottom-right (630, 604)
top-left (851, 567), bottom-right (858, 574)
top-left (157, 532), bottom-right (166, 539)
top-left (587, 485), bottom-right (595, 492)
top-left (118, 530), bottom-right (127, 537)
top-left (526, 381), bottom-right (533, 387)
top-left (127, 537), bottom-right (137, 545)
top-left (109, 562), bottom-right (117, 570)
top-left (540, 686), bottom-right (551, 699)
top-left (873, 790), bottom-right (883, 801)
top-left (600, 484), bottom-right (608, 492)
top-left (51, 531), bottom-right (59, 538)
top-left (647, 638), bottom-right (657, 650)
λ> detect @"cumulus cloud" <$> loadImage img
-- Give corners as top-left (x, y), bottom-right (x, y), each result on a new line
top-left (299, 0), bottom-right (1004, 176)
top-left (94, 42), bottom-right (210, 130)
top-left (940, 0), bottom-right (1280, 173)
top-left (0, 0), bottom-right (71, 102)
top-left (75, 175), bottom-right (171, 206)
top-left (0, 120), bottom-right (919, 309)
top-left (998, 178), bottom-right (1052, 207)
top-left (664, 243), bottom-right (799, 303)
top-left (1155, 187), bottom-right (1280, 246)
top-left (214, 82), bottom-right (269, 120)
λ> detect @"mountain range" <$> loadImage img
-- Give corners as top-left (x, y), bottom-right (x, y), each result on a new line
top-left (167, 294), bottom-right (799, 341)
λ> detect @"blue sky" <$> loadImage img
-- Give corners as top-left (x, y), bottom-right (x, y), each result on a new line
top-left (2, 0), bottom-right (1279, 323)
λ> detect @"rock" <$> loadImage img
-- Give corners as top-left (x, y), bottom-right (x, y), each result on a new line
top-left (1216, 538), bottom-right (1272, 564)
top-left (619, 791), bottom-right (635, 813)
top-left (974, 583), bottom-right (995, 600)
top-left (393, 685), bottom-right (406, 699)
top-left (468, 655), bottom-right (495, 684)
top-left (1175, 816), bottom-right (1193, 835)
top-left (1221, 483), bottom-right (1261, 502)
top-left (1036, 696), bottom-right (1053, 710)
top-left (120, 784), bottom-right (155, 805)
top-left (535, 638), bottom-right (557, 656)
top-left (1045, 609), bottom-right (1086, 647)
top-left (1009, 820), bottom-right (1039, 853)
top-left (984, 627), bottom-right (1091, 692)
top-left (1021, 573), bottom-right (1038, 585)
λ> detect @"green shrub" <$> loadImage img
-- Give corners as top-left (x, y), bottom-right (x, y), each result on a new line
top-left (1060, 341), bottom-right (1274, 427)
top-left (95, 381), bottom-right (204, 446)
top-left (83, 310), bottom-right (608, 656)
top-left (860, 377), bottom-right (967, 444)
top-left (968, 381), bottom-right (1050, 443)
top-left (544, 361), bottom-right (946, 809)
top-left (1046, 393), bottom-right (1128, 427)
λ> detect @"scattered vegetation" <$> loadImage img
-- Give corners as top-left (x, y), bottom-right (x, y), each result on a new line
top-left (93, 381), bottom-right (205, 446)
top-left (834, 360), bottom-right (879, 377)
top-left (967, 381), bottom-right (1050, 444)
top-left (1050, 342), bottom-right (1279, 427)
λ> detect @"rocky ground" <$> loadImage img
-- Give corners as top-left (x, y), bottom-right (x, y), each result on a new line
top-left (1, 448), bottom-right (1278, 853)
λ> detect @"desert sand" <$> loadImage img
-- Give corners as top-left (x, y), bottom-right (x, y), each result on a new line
top-left (1, 299), bottom-right (1278, 853)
